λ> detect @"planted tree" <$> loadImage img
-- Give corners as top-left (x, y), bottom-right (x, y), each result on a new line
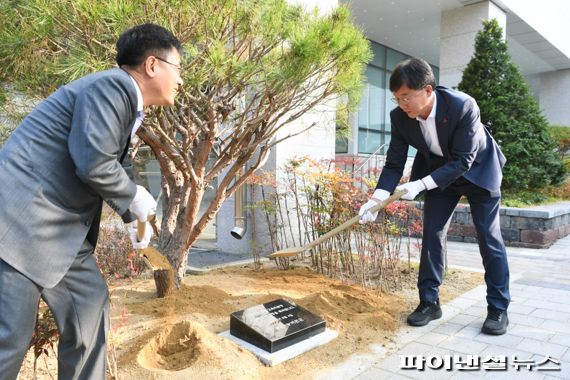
top-left (0, 0), bottom-right (370, 296)
top-left (458, 19), bottom-right (565, 191)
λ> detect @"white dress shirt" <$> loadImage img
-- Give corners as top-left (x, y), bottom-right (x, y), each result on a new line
top-left (416, 93), bottom-right (443, 157)
top-left (128, 76), bottom-right (144, 138)
top-left (416, 93), bottom-right (440, 190)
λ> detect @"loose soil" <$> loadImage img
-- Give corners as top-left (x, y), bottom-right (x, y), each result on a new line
top-left (19, 262), bottom-right (483, 379)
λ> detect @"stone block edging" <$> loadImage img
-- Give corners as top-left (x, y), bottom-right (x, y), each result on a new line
top-left (411, 201), bottom-right (570, 248)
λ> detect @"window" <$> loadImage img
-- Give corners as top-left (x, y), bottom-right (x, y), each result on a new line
top-left (335, 124), bottom-right (349, 153)
top-left (358, 65), bottom-right (386, 154)
top-left (387, 49), bottom-right (407, 71)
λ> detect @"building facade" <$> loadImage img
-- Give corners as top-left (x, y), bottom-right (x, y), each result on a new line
top-left (340, 0), bottom-right (570, 159)
top-left (215, 0), bottom-right (570, 255)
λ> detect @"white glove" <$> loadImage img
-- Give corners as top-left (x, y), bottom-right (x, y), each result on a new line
top-left (358, 189), bottom-right (390, 224)
top-left (129, 185), bottom-right (157, 222)
top-left (129, 222), bottom-right (152, 249)
top-left (396, 180), bottom-right (426, 200)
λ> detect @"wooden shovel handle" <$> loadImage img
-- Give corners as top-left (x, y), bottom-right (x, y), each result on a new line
top-left (137, 211), bottom-right (156, 242)
top-left (304, 189), bottom-right (407, 251)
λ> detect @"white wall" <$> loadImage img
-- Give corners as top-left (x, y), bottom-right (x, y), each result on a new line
top-left (538, 69), bottom-right (570, 126)
top-left (439, 1), bottom-right (506, 88)
top-left (217, 95), bottom-right (338, 254)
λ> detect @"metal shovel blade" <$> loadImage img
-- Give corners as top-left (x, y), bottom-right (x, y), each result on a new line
top-left (138, 246), bottom-right (174, 271)
top-left (137, 213), bottom-right (174, 272)
top-left (266, 246), bottom-right (306, 258)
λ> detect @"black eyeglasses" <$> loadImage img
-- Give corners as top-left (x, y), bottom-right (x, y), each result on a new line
top-left (391, 90), bottom-right (423, 105)
top-left (391, 86), bottom-right (430, 105)
top-left (155, 56), bottom-right (182, 74)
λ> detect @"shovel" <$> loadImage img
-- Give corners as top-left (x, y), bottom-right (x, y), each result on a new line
top-left (267, 189), bottom-right (407, 259)
top-left (136, 213), bottom-right (174, 271)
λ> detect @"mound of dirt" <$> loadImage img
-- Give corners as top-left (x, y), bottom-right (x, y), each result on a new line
top-left (117, 265), bottom-right (482, 379)
top-left (300, 288), bottom-right (399, 332)
top-left (19, 263), bottom-right (484, 380)
top-left (127, 284), bottom-right (237, 318)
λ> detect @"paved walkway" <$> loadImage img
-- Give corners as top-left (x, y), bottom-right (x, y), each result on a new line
top-left (320, 235), bottom-right (570, 379)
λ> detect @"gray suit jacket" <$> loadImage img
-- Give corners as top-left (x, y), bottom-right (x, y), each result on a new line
top-left (0, 68), bottom-right (138, 288)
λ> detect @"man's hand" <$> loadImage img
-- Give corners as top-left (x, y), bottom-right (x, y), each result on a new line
top-left (358, 189), bottom-right (390, 224)
top-left (128, 185), bottom-right (157, 222)
top-left (396, 180), bottom-right (426, 200)
top-left (129, 222), bottom-right (152, 249)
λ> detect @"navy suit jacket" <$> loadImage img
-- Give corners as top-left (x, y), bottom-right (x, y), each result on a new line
top-left (376, 86), bottom-right (506, 196)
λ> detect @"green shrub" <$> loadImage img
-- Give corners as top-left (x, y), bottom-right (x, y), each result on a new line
top-left (458, 19), bottom-right (566, 191)
top-left (542, 178), bottom-right (570, 201)
top-left (501, 191), bottom-right (550, 207)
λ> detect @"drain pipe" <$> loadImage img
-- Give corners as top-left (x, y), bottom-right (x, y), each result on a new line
top-left (230, 166), bottom-right (247, 239)
top-left (230, 149), bottom-right (271, 240)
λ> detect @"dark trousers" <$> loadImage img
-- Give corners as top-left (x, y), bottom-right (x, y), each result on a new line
top-left (0, 241), bottom-right (108, 380)
top-left (418, 176), bottom-right (510, 310)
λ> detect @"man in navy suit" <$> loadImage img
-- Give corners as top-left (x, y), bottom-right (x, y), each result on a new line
top-left (359, 58), bottom-right (510, 335)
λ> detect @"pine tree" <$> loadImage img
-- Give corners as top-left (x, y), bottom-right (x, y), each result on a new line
top-left (0, 0), bottom-right (370, 295)
top-left (458, 19), bottom-right (565, 191)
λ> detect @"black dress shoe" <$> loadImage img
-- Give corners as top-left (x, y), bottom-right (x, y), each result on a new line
top-left (407, 300), bottom-right (442, 326)
top-left (482, 307), bottom-right (509, 335)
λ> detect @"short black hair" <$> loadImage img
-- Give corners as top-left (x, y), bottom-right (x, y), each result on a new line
top-left (389, 57), bottom-right (436, 92)
top-left (116, 23), bottom-right (182, 67)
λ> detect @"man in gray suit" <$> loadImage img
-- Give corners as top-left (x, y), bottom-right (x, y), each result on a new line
top-left (0, 23), bottom-right (183, 379)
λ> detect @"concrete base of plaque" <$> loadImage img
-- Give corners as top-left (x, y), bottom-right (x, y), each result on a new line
top-left (220, 298), bottom-right (338, 365)
top-left (219, 328), bottom-right (338, 366)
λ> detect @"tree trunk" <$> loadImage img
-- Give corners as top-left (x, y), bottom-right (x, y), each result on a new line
top-left (153, 269), bottom-right (176, 298)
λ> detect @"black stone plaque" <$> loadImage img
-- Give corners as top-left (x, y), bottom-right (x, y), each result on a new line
top-left (230, 298), bottom-right (326, 353)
